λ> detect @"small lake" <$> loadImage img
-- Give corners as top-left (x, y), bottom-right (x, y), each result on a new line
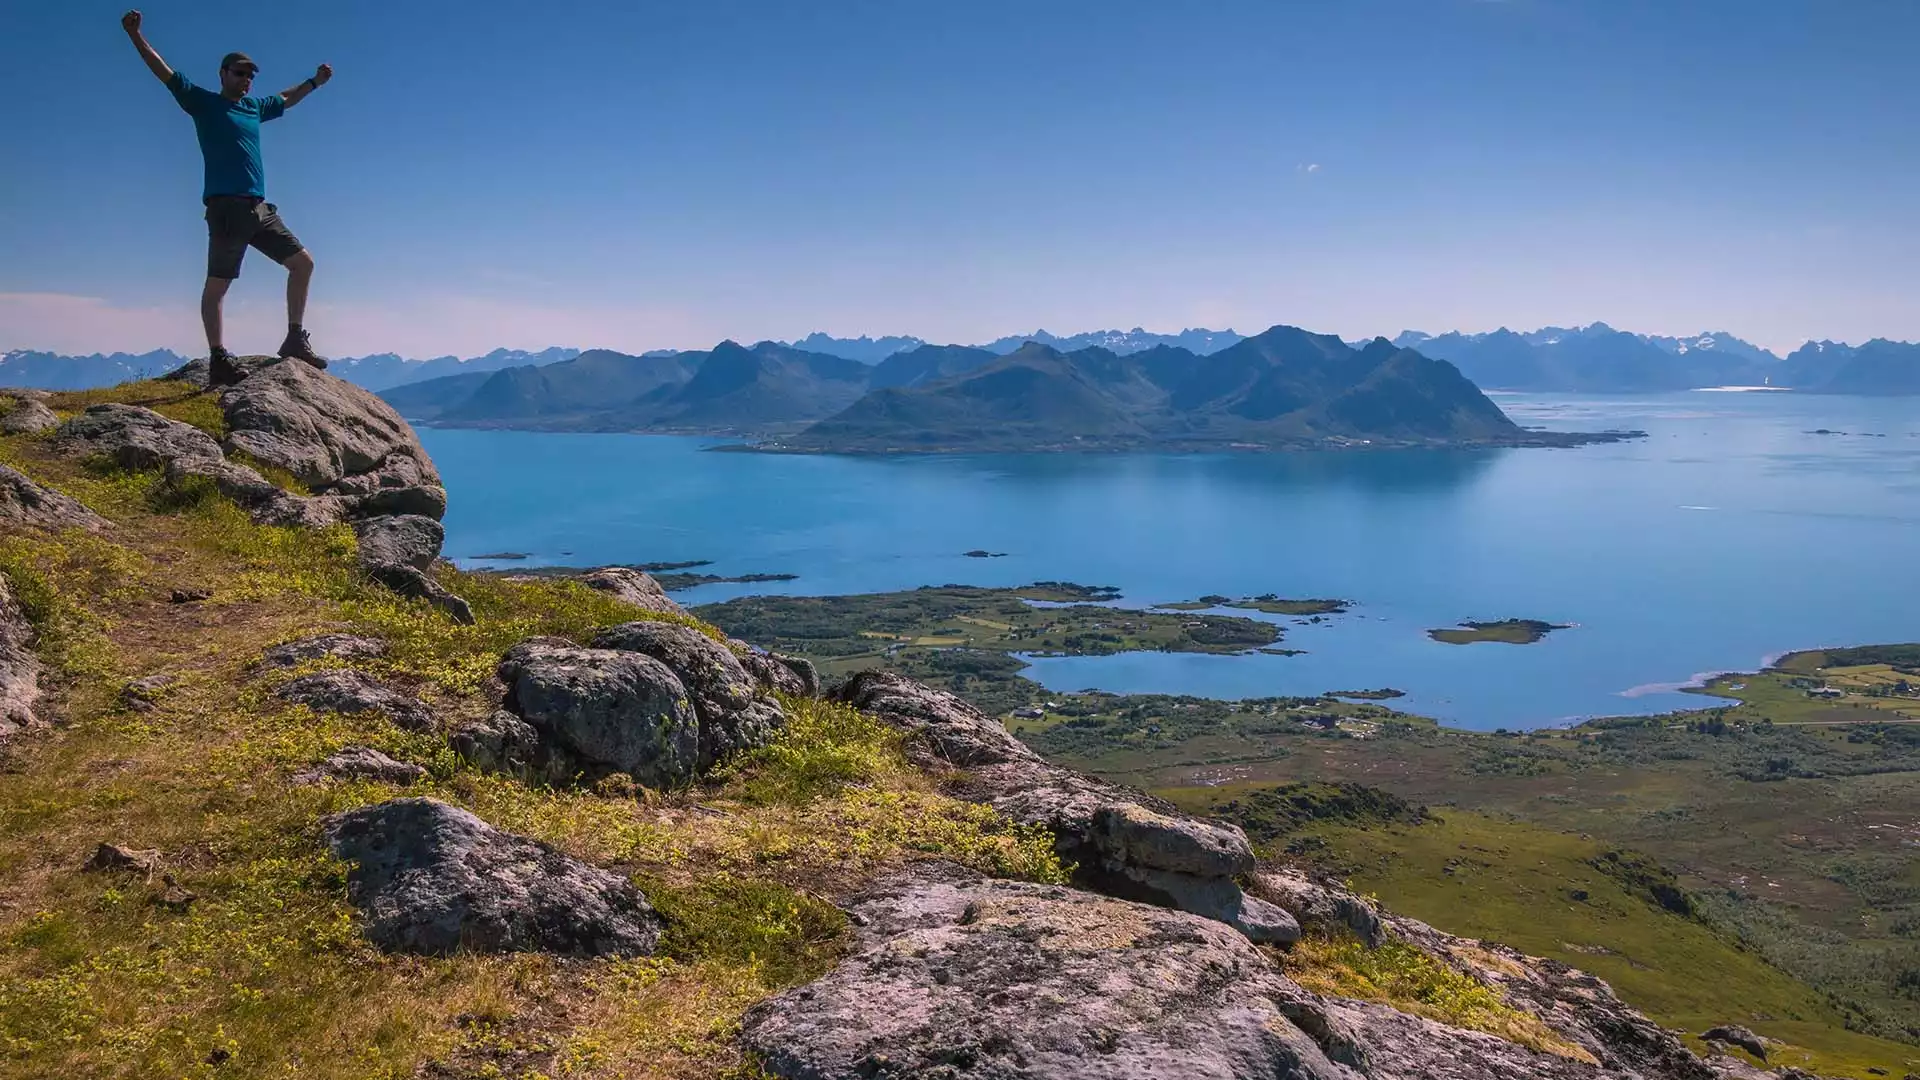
top-left (423, 391), bottom-right (1920, 729)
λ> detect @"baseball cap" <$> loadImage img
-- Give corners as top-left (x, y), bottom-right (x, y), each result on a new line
top-left (220, 52), bottom-right (258, 75)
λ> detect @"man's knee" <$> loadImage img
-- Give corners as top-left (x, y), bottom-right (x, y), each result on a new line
top-left (202, 276), bottom-right (233, 299)
top-left (283, 249), bottom-right (315, 275)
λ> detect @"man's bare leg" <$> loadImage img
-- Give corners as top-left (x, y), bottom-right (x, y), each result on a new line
top-left (200, 276), bottom-right (232, 352)
top-left (277, 250), bottom-right (327, 367)
top-left (284, 249), bottom-right (313, 327)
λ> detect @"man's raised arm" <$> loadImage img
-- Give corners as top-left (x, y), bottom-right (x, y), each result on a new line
top-left (278, 64), bottom-right (333, 109)
top-left (121, 11), bottom-right (173, 84)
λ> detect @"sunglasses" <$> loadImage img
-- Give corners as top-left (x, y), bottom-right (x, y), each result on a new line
top-left (225, 67), bottom-right (258, 77)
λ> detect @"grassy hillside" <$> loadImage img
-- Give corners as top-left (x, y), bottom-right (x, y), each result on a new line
top-left (1165, 794), bottom-right (1917, 1076)
top-left (0, 385), bottom-right (1063, 1078)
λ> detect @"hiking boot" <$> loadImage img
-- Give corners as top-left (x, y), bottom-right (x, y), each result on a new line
top-left (277, 327), bottom-right (328, 369)
top-left (207, 347), bottom-right (243, 388)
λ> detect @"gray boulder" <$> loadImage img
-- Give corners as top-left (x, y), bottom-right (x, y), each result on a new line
top-left (161, 456), bottom-right (352, 529)
top-left (260, 633), bottom-right (388, 669)
top-left (497, 640), bottom-right (699, 788)
top-left (449, 709), bottom-right (555, 782)
top-left (1251, 867), bottom-right (1386, 947)
top-left (740, 646), bottom-right (822, 698)
top-left (220, 360), bottom-right (445, 518)
top-left (120, 673), bottom-right (176, 713)
top-left (0, 395), bottom-right (59, 434)
top-left (577, 567), bottom-right (686, 616)
top-left (590, 621), bottom-right (785, 766)
top-left (323, 797), bottom-right (661, 956)
top-left (1, 574), bottom-right (42, 743)
top-left (1, 465), bottom-right (109, 532)
top-left (831, 670), bottom-right (1271, 942)
top-left (277, 669), bottom-right (435, 732)
top-left (352, 514), bottom-right (444, 572)
top-left (1701, 1026), bottom-right (1767, 1061)
top-left (293, 746), bottom-right (426, 786)
top-left (54, 403), bottom-right (223, 471)
top-left (367, 562), bottom-right (475, 625)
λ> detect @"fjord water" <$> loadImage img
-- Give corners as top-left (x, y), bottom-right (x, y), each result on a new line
top-left (426, 392), bottom-right (1920, 729)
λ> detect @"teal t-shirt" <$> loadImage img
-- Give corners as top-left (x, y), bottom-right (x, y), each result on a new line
top-left (167, 72), bottom-right (285, 201)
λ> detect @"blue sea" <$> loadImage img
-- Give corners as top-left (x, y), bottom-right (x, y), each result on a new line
top-left (423, 391), bottom-right (1920, 730)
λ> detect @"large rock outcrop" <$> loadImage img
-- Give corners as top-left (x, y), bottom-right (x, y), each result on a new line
top-left (742, 863), bottom-right (1678, 1080)
top-left (0, 573), bottom-right (42, 744)
top-left (221, 359), bottom-right (446, 520)
top-left (0, 465), bottom-right (109, 532)
top-left (322, 797), bottom-right (661, 957)
top-left (830, 671), bottom-right (1294, 943)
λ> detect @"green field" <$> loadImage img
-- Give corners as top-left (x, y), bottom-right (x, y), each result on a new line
top-left (1242, 809), bottom-right (1918, 1076)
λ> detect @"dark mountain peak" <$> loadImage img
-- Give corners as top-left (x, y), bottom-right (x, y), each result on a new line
top-left (1003, 341), bottom-right (1067, 363)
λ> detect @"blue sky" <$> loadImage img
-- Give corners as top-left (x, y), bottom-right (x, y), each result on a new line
top-left (3, 0), bottom-right (1916, 358)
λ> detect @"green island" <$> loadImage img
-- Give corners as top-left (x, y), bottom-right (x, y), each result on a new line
top-left (695, 584), bottom-right (1279, 716)
top-left (1155, 593), bottom-right (1350, 616)
top-left (1427, 617), bottom-right (1572, 645)
top-left (701, 578), bottom-right (1920, 1075)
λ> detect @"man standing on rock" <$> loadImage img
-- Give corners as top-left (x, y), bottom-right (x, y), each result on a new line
top-left (122, 10), bottom-right (332, 387)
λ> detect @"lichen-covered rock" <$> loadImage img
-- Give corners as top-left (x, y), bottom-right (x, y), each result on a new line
top-left (259, 633), bottom-right (388, 669)
top-left (366, 562), bottom-right (474, 625)
top-left (830, 670), bottom-right (1269, 941)
top-left (221, 360), bottom-right (445, 518)
top-left (0, 574), bottom-right (42, 743)
top-left (322, 797), bottom-right (661, 956)
top-left (1112, 864), bottom-right (1300, 944)
top-left (744, 863), bottom-right (1357, 1080)
top-left (276, 669), bottom-right (435, 732)
top-left (497, 640), bottom-right (699, 788)
top-left (84, 842), bottom-right (162, 876)
top-left (449, 709), bottom-right (555, 781)
top-left (293, 746), bottom-right (426, 786)
top-left (161, 456), bottom-right (353, 529)
top-left (352, 514), bottom-right (444, 572)
top-left (1700, 1026), bottom-right (1767, 1062)
top-left (740, 645), bottom-right (821, 698)
top-left (54, 403), bottom-right (223, 471)
top-left (590, 621), bottom-right (784, 766)
top-left (120, 673), bottom-right (176, 712)
top-left (0, 465), bottom-right (109, 532)
top-left (1251, 867), bottom-right (1386, 947)
top-left (748, 863), bottom-right (1754, 1080)
top-left (0, 395), bottom-right (59, 434)
top-left (577, 567), bottom-right (685, 616)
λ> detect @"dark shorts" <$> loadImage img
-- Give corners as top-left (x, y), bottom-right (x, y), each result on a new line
top-left (204, 196), bottom-right (304, 280)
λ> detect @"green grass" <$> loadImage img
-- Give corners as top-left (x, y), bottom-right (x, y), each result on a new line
top-left (0, 423), bottom-right (1067, 1080)
top-left (1295, 810), bottom-right (1916, 1077)
top-left (1281, 932), bottom-right (1594, 1062)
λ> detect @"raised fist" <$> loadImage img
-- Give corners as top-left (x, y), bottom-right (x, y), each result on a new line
top-left (314, 63), bottom-right (333, 86)
top-left (121, 10), bottom-right (142, 33)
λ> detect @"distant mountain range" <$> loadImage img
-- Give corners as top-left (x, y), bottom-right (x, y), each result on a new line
top-left (378, 325), bottom-right (1636, 452)
top-left (1392, 324), bottom-right (1780, 393)
top-left (779, 327), bottom-right (1247, 363)
top-left (4, 324), bottom-right (1915, 399)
